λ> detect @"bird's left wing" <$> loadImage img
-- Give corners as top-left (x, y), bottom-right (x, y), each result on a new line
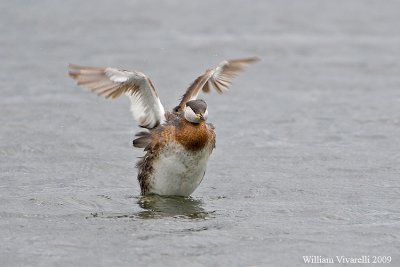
top-left (68, 64), bottom-right (165, 129)
top-left (176, 57), bottom-right (260, 111)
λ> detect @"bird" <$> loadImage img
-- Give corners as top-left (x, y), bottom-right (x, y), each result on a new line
top-left (68, 57), bottom-right (259, 196)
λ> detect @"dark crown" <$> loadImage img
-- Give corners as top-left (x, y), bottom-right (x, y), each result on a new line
top-left (186, 99), bottom-right (207, 114)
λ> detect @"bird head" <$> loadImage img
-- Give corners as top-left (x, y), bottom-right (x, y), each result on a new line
top-left (184, 99), bottom-right (208, 124)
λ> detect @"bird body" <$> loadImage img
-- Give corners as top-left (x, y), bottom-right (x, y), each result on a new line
top-left (135, 112), bottom-right (216, 196)
top-left (68, 57), bottom-right (258, 196)
top-left (142, 135), bottom-right (213, 196)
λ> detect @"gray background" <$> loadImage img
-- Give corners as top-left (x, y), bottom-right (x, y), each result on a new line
top-left (1, 0), bottom-right (399, 266)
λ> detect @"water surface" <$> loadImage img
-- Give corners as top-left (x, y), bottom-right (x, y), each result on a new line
top-left (1, 0), bottom-right (400, 266)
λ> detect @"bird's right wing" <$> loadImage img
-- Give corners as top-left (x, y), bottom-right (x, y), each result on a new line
top-left (68, 64), bottom-right (165, 129)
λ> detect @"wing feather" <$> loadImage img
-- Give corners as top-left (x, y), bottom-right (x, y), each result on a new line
top-left (176, 57), bottom-right (259, 111)
top-left (68, 64), bottom-right (165, 129)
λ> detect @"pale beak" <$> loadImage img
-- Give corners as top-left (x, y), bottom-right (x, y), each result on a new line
top-left (196, 113), bottom-right (205, 121)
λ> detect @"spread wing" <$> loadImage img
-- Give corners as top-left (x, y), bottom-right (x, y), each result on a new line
top-left (68, 64), bottom-right (165, 129)
top-left (176, 57), bottom-right (260, 111)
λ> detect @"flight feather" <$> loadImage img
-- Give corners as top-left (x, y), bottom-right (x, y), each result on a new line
top-left (68, 64), bottom-right (165, 129)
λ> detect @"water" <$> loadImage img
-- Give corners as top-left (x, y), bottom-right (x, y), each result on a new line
top-left (1, 0), bottom-right (400, 266)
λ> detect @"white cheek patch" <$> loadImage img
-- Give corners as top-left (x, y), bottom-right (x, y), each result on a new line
top-left (184, 106), bottom-right (199, 123)
top-left (203, 108), bottom-right (208, 121)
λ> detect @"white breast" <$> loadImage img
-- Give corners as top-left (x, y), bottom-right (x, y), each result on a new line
top-left (149, 143), bottom-right (212, 196)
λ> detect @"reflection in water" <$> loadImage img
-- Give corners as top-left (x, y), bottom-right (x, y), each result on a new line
top-left (136, 195), bottom-right (209, 219)
top-left (90, 195), bottom-right (212, 220)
